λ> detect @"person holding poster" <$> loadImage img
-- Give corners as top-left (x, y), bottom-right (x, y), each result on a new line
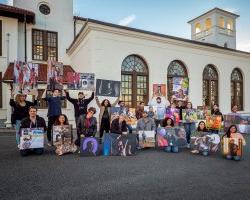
top-left (222, 125), bottom-right (246, 161)
top-left (65, 89), bottom-right (95, 127)
top-left (96, 97), bottom-right (120, 139)
top-left (19, 106), bottom-right (47, 156)
top-left (171, 89), bottom-right (188, 105)
top-left (136, 101), bottom-right (145, 120)
top-left (136, 111), bottom-right (156, 132)
top-left (42, 89), bottom-right (66, 145)
top-left (76, 107), bottom-right (97, 146)
top-left (210, 104), bottom-right (223, 134)
top-left (183, 102), bottom-right (196, 148)
top-left (110, 114), bottom-right (128, 135)
top-left (10, 88), bottom-right (38, 146)
top-left (231, 105), bottom-right (238, 113)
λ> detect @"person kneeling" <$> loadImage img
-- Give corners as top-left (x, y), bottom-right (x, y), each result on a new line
top-left (19, 106), bottom-right (47, 157)
top-left (76, 107), bottom-right (97, 146)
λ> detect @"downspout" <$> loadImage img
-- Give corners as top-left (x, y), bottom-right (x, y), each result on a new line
top-left (24, 14), bottom-right (27, 62)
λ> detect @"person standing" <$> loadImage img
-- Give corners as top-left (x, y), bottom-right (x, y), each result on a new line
top-left (136, 101), bottom-right (145, 120)
top-left (19, 106), bottom-right (47, 156)
top-left (42, 89), bottom-right (66, 145)
top-left (10, 89), bottom-right (38, 146)
top-left (96, 97), bottom-right (119, 139)
top-left (65, 89), bottom-right (94, 127)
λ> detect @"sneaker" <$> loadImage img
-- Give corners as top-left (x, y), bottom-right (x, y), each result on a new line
top-left (17, 144), bottom-right (20, 149)
top-left (191, 150), bottom-right (199, 154)
top-left (187, 143), bottom-right (191, 149)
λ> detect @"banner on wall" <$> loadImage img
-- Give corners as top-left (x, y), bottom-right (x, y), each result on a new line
top-left (13, 61), bottom-right (39, 95)
top-left (153, 84), bottom-right (166, 97)
top-left (47, 60), bottom-right (64, 91)
top-left (96, 79), bottom-right (120, 97)
top-left (172, 77), bottom-right (189, 95)
top-left (66, 72), bottom-right (95, 90)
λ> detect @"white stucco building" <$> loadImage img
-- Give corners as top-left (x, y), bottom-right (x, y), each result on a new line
top-left (0, 1), bottom-right (249, 128)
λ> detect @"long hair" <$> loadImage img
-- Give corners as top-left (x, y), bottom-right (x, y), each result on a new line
top-left (54, 114), bottom-right (69, 125)
top-left (162, 117), bottom-right (174, 127)
top-left (197, 121), bottom-right (208, 132)
top-left (186, 101), bottom-right (193, 109)
top-left (223, 125), bottom-right (237, 138)
top-left (101, 99), bottom-right (111, 107)
top-left (15, 94), bottom-right (26, 106)
top-left (211, 104), bottom-right (220, 114)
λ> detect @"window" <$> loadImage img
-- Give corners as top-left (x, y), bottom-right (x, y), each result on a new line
top-left (32, 29), bottom-right (58, 61)
top-left (167, 60), bottom-right (188, 101)
top-left (195, 23), bottom-right (201, 33)
top-left (231, 68), bottom-right (243, 110)
top-left (37, 89), bottom-right (67, 109)
top-left (205, 18), bottom-right (212, 30)
top-left (0, 20), bottom-right (2, 56)
top-left (121, 55), bottom-right (149, 107)
top-left (227, 19), bottom-right (233, 30)
top-left (39, 4), bottom-right (50, 15)
top-left (203, 65), bottom-right (218, 108)
top-left (0, 72), bottom-right (2, 108)
top-left (219, 17), bottom-right (225, 28)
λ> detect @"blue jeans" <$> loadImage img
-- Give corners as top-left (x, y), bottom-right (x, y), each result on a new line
top-left (14, 120), bottom-right (22, 145)
top-left (184, 123), bottom-right (196, 144)
top-left (226, 155), bottom-right (241, 161)
top-left (165, 146), bottom-right (179, 153)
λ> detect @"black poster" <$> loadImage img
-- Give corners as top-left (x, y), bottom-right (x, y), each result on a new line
top-left (96, 79), bottom-right (120, 97)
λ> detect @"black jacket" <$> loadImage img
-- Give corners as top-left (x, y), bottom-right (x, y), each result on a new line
top-left (10, 99), bottom-right (38, 124)
top-left (20, 116), bottom-right (47, 131)
top-left (110, 118), bottom-right (127, 134)
top-left (212, 110), bottom-right (224, 121)
top-left (77, 114), bottom-right (97, 137)
top-left (66, 92), bottom-right (94, 117)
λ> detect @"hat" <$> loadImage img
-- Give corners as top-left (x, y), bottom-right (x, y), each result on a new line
top-left (78, 92), bottom-right (84, 95)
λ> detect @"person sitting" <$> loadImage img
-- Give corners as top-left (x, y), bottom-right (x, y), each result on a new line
top-left (110, 114), bottom-right (127, 135)
top-left (161, 117), bottom-right (175, 129)
top-left (136, 111), bottom-right (156, 132)
top-left (191, 121), bottom-right (209, 156)
top-left (147, 106), bottom-right (156, 119)
top-left (222, 125), bottom-right (246, 161)
top-left (19, 106), bottom-right (47, 157)
top-left (76, 107), bottom-right (97, 146)
top-left (53, 114), bottom-right (77, 156)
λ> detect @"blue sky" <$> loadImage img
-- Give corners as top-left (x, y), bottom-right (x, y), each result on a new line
top-left (2, 0), bottom-right (250, 51)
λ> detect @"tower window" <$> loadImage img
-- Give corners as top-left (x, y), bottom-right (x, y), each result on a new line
top-left (39, 4), bottom-right (50, 15)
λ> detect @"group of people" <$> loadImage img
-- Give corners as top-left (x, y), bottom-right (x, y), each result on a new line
top-left (10, 87), bottom-right (246, 161)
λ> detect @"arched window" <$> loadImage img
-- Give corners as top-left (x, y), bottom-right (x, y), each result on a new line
top-left (219, 17), bottom-right (225, 28)
top-left (167, 60), bottom-right (188, 101)
top-left (121, 55), bottom-right (149, 107)
top-left (231, 68), bottom-right (243, 110)
top-left (205, 18), bottom-right (212, 30)
top-left (203, 65), bottom-right (218, 107)
top-left (195, 23), bottom-right (202, 33)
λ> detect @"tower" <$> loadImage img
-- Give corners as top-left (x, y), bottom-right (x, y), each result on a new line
top-left (188, 8), bottom-right (239, 49)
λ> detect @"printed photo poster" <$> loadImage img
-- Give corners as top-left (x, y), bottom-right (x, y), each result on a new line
top-left (80, 137), bottom-right (101, 156)
top-left (20, 128), bottom-right (44, 150)
top-left (182, 109), bottom-right (198, 123)
top-left (13, 61), bottom-right (39, 95)
top-left (67, 72), bottom-right (95, 91)
top-left (144, 106), bottom-right (157, 113)
top-left (125, 108), bottom-right (137, 129)
top-left (222, 137), bottom-right (243, 157)
top-left (173, 77), bottom-right (189, 95)
top-left (110, 107), bottom-right (120, 123)
top-left (96, 79), bottom-right (121, 97)
top-left (47, 60), bottom-right (64, 91)
top-left (52, 125), bottom-right (77, 155)
top-left (190, 131), bottom-right (220, 153)
top-left (206, 115), bottom-right (222, 130)
top-left (196, 108), bottom-right (211, 120)
top-left (138, 131), bottom-right (156, 148)
top-left (103, 133), bottom-right (137, 156)
top-left (153, 84), bottom-right (166, 97)
top-left (166, 108), bottom-right (180, 125)
top-left (224, 114), bottom-right (250, 134)
top-left (157, 127), bottom-right (187, 148)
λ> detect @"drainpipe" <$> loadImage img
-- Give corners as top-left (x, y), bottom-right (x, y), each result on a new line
top-left (6, 33), bottom-right (10, 66)
top-left (24, 14), bottom-right (27, 62)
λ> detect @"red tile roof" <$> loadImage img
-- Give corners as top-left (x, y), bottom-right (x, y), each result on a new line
top-left (2, 63), bottom-right (75, 83)
top-left (0, 3), bottom-right (35, 24)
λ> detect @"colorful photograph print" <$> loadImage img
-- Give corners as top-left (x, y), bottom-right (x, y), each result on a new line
top-left (103, 133), bottom-right (137, 156)
top-left (67, 72), bottom-right (95, 90)
top-left (166, 108), bottom-right (180, 125)
top-left (182, 109), bottom-right (198, 123)
top-left (153, 84), bottom-right (166, 97)
top-left (47, 60), bottom-right (64, 91)
top-left (80, 137), bottom-right (101, 156)
top-left (20, 128), bottom-right (44, 150)
top-left (138, 131), bottom-right (155, 148)
top-left (191, 131), bottom-right (220, 153)
top-left (13, 61), bottom-right (39, 95)
top-left (173, 77), bottom-right (189, 95)
top-left (206, 115), bottom-right (222, 130)
top-left (222, 137), bottom-right (243, 157)
top-left (157, 127), bottom-right (187, 147)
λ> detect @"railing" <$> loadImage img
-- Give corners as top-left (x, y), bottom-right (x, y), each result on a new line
top-left (193, 28), bottom-right (213, 40)
top-left (218, 27), bottom-right (235, 37)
